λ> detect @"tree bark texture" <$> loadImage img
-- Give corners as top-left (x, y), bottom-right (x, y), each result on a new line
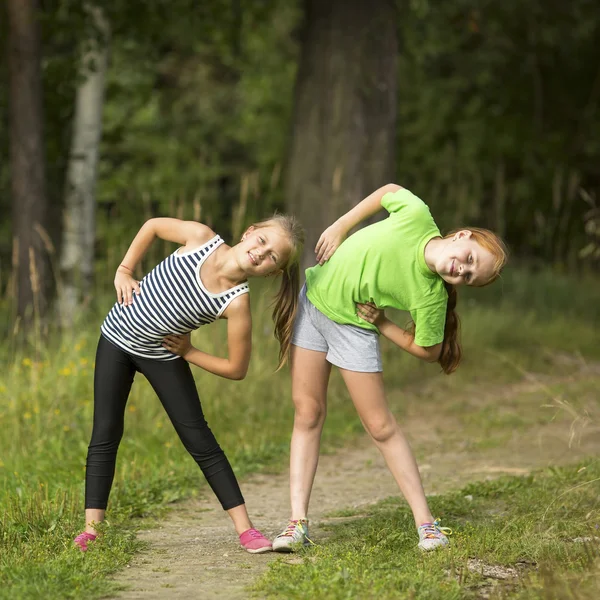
top-left (7, 0), bottom-right (49, 323)
top-left (285, 0), bottom-right (398, 271)
top-left (59, 4), bottom-right (110, 324)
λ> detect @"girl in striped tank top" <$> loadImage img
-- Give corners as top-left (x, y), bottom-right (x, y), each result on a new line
top-left (74, 215), bottom-right (304, 554)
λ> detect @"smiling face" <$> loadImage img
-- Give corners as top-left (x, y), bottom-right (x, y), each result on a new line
top-left (236, 224), bottom-right (293, 277)
top-left (437, 230), bottom-right (497, 287)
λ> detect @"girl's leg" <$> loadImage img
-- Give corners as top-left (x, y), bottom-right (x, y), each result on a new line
top-left (289, 345), bottom-right (332, 520)
top-left (84, 337), bottom-right (136, 534)
top-left (339, 369), bottom-right (434, 527)
top-left (140, 358), bottom-right (252, 535)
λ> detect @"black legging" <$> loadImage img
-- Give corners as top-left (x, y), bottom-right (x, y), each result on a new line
top-left (85, 335), bottom-right (245, 511)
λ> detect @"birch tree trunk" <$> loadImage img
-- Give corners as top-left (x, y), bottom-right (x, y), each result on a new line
top-left (58, 4), bottom-right (110, 324)
top-left (7, 0), bottom-right (48, 326)
top-left (285, 0), bottom-right (398, 271)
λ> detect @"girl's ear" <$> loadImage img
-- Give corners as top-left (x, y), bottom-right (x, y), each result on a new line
top-left (241, 225), bottom-right (255, 241)
top-left (453, 229), bottom-right (472, 241)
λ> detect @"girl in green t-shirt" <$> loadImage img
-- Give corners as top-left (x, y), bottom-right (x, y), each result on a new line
top-left (272, 184), bottom-right (508, 552)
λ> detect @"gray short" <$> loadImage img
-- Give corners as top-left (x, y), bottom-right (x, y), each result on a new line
top-left (291, 285), bottom-right (382, 372)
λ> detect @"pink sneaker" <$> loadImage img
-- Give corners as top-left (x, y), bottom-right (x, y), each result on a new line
top-left (74, 531), bottom-right (97, 552)
top-left (239, 528), bottom-right (272, 554)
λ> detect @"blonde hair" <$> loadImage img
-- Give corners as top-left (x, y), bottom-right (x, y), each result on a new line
top-left (252, 214), bottom-right (305, 370)
top-left (437, 227), bottom-right (508, 374)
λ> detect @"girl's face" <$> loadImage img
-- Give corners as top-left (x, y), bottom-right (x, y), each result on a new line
top-left (237, 225), bottom-right (292, 277)
top-left (437, 231), bottom-right (496, 287)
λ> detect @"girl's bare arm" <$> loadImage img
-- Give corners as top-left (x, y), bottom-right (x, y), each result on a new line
top-left (163, 296), bottom-right (252, 380)
top-left (115, 218), bottom-right (214, 305)
top-left (315, 183), bottom-right (401, 264)
top-left (356, 302), bottom-right (441, 363)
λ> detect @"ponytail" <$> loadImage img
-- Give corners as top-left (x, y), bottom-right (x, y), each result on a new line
top-left (272, 261), bottom-right (301, 370)
top-left (439, 281), bottom-right (462, 374)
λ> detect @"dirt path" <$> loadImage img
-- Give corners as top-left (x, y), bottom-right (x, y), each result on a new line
top-left (110, 369), bottom-right (600, 600)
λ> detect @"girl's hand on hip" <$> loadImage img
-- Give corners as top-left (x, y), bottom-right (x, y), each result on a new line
top-left (315, 222), bottom-right (347, 265)
top-left (114, 270), bottom-right (141, 306)
top-left (356, 302), bottom-right (386, 327)
top-left (162, 333), bottom-right (192, 357)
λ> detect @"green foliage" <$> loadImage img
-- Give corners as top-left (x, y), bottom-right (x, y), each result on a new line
top-left (2, 0), bottom-right (599, 282)
top-left (96, 0), bottom-right (300, 236)
top-left (397, 0), bottom-right (600, 264)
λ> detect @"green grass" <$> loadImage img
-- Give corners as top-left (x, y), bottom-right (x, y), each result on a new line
top-left (256, 461), bottom-right (600, 599)
top-left (1, 267), bottom-right (599, 598)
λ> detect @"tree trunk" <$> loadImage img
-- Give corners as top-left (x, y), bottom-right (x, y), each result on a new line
top-left (58, 4), bottom-right (110, 325)
top-left (285, 0), bottom-right (398, 271)
top-left (7, 0), bottom-right (48, 325)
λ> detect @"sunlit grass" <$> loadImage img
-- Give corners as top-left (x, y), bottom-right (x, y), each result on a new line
top-left (256, 461), bottom-right (600, 599)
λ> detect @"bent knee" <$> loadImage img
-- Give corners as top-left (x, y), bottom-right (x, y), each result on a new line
top-left (293, 396), bottom-right (326, 430)
top-left (364, 418), bottom-right (397, 444)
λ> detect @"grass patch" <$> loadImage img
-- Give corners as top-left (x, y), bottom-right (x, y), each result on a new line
top-left (256, 461), bottom-right (600, 599)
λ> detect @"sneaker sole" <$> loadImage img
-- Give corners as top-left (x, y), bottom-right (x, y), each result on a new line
top-left (243, 545), bottom-right (273, 554)
top-left (273, 541), bottom-right (310, 553)
top-left (418, 543), bottom-right (449, 552)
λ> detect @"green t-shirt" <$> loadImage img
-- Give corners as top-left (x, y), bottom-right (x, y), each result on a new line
top-left (305, 188), bottom-right (448, 347)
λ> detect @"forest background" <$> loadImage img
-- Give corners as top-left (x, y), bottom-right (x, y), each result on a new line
top-left (2, 0), bottom-right (600, 329)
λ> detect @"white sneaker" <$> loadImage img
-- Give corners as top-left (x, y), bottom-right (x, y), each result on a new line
top-left (272, 519), bottom-right (312, 552)
top-left (418, 519), bottom-right (452, 551)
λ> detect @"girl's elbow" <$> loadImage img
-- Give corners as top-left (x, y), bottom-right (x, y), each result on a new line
top-left (416, 343), bottom-right (442, 363)
top-left (428, 344), bottom-right (443, 363)
top-left (229, 365), bottom-right (248, 380)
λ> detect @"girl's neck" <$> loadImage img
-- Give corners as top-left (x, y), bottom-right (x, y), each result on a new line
top-left (206, 244), bottom-right (248, 287)
top-left (423, 236), bottom-right (445, 274)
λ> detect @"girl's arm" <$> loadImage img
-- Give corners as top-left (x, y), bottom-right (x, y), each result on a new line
top-left (356, 302), bottom-right (441, 363)
top-left (162, 296), bottom-right (252, 380)
top-left (116, 218), bottom-right (213, 305)
top-left (316, 183), bottom-right (401, 264)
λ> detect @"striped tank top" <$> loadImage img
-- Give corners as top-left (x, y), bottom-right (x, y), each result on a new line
top-left (100, 235), bottom-right (249, 360)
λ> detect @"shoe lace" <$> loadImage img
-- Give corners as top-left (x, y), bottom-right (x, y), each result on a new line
top-left (280, 520), bottom-right (302, 537)
top-left (246, 528), bottom-right (264, 539)
top-left (420, 519), bottom-right (452, 539)
top-left (279, 520), bottom-right (315, 545)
